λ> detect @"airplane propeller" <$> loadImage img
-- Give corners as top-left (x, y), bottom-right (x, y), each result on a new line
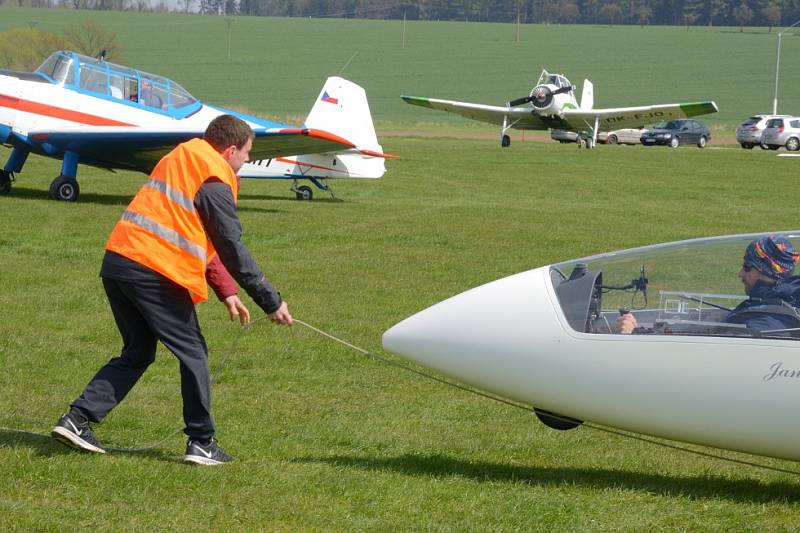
top-left (507, 85), bottom-right (573, 109)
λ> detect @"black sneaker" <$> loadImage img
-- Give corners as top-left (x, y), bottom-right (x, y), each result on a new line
top-left (51, 413), bottom-right (106, 454)
top-left (183, 438), bottom-right (233, 465)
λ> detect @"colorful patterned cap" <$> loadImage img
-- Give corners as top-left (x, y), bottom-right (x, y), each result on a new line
top-left (744, 235), bottom-right (800, 280)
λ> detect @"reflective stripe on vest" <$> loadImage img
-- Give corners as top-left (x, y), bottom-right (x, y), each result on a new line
top-left (143, 178), bottom-right (196, 214)
top-left (120, 210), bottom-right (207, 263)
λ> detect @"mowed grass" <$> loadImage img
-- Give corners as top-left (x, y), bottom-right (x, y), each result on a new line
top-left (2, 140), bottom-right (800, 530)
top-left (1, 7), bottom-right (800, 129)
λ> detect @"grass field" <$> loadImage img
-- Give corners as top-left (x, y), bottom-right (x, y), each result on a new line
top-left (2, 6), bottom-right (800, 129)
top-left (2, 138), bottom-right (800, 530)
top-left (3, 7), bottom-right (800, 530)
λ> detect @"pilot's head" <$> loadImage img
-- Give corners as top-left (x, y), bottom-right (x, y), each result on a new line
top-left (739, 235), bottom-right (799, 293)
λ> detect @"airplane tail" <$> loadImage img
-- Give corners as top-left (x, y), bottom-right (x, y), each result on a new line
top-left (580, 79), bottom-right (594, 110)
top-left (298, 76), bottom-right (387, 179)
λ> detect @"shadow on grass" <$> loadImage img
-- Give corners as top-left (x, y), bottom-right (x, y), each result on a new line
top-left (238, 192), bottom-right (347, 205)
top-left (3, 187), bottom-right (292, 212)
top-left (296, 453), bottom-right (800, 503)
top-left (0, 428), bottom-right (178, 464)
top-left (4, 186), bottom-right (134, 205)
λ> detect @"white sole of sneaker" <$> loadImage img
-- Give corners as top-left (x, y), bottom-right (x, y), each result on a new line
top-left (51, 426), bottom-right (106, 454)
top-left (183, 455), bottom-right (226, 466)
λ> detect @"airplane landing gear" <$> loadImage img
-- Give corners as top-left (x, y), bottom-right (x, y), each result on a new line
top-left (0, 170), bottom-right (13, 195)
top-left (49, 175), bottom-right (80, 202)
top-left (291, 179), bottom-right (314, 201)
top-left (295, 185), bottom-right (313, 201)
top-left (501, 134), bottom-right (511, 148)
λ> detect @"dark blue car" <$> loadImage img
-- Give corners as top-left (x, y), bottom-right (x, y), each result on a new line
top-left (640, 119), bottom-right (710, 148)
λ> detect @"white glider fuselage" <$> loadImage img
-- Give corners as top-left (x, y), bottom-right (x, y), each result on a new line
top-left (383, 231), bottom-right (800, 462)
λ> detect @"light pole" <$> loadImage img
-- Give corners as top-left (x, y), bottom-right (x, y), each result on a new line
top-left (772, 19), bottom-right (800, 114)
top-left (225, 18), bottom-right (234, 60)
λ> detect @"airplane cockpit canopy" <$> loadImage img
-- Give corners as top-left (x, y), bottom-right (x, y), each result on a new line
top-left (35, 51), bottom-right (201, 118)
top-left (536, 69), bottom-right (572, 90)
top-left (550, 231), bottom-right (800, 340)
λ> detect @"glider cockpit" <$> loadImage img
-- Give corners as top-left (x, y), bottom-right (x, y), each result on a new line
top-left (551, 231), bottom-right (800, 339)
top-left (34, 51), bottom-right (200, 118)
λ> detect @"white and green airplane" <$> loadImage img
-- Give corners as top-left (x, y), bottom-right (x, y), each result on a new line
top-left (401, 70), bottom-right (718, 149)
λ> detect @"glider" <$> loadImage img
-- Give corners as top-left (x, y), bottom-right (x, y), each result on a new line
top-left (384, 230), bottom-right (800, 462)
top-left (0, 50), bottom-right (393, 201)
top-left (402, 69), bottom-right (718, 149)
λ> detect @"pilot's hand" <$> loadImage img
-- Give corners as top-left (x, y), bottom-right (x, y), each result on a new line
top-left (223, 294), bottom-right (251, 326)
top-left (268, 301), bottom-right (293, 326)
top-left (617, 313), bottom-right (638, 335)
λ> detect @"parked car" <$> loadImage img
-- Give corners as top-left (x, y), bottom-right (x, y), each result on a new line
top-left (599, 128), bottom-right (649, 145)
top-left (640, 119), bottom-right (710, 148)
top-left (736, 114), bottom-right (792, 149)
top-left (551, 128), bottom-right (648, 145)
top-left (760, 116), bottom-right (800, 151)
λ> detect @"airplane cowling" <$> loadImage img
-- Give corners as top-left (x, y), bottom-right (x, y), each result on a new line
top-left (530, 86), bottom-right (554, 109)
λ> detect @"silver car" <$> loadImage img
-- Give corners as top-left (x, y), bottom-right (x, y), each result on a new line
top-left (550, 128), bottom-right (647, 145)
top-left (736, 114), bottom-right (792, 149)
top-left (761, 117), bottom-right (800, 151)
top-left (550, 129), bottom-right (579, 143)
top-left (600, 128), bottom-right (649, 145)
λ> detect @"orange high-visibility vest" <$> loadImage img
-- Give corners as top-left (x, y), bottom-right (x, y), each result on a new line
top-left (106, 138), bottom-right (239, 303)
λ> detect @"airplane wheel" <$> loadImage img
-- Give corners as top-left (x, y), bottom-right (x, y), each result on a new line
top-left (295, 185), bottom-right (313, 201)
top-left (534, 408), bottom-right (583, 431)
top-left (0, 171), bottom-right (11, 195)
top-left (49, 175), bottom-right (80, 202)
top-left (501, 134), bottom-right (511, 148)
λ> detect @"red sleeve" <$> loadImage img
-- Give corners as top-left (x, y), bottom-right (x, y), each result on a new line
top-left (206, 254), bottom-right (238, 300)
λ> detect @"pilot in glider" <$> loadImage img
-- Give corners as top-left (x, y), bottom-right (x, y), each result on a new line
top-left (0, 50), bottom-right (393, 201)
top-left (402, 69), bottom-right (718, 149)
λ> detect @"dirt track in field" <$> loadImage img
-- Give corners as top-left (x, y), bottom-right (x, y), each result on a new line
top-left (378, 129), bottom-right (739, 145)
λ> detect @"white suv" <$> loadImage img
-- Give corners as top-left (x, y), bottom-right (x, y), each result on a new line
top-left (761, 117), bottom-right (800, 151)
top-left (736, 114), bottom-right (792, 149)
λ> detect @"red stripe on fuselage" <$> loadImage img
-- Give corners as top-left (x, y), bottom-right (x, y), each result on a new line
top-left (0, 93), bottom-right (134, 127)
top-left (275, 156), bottom-right (338, 173)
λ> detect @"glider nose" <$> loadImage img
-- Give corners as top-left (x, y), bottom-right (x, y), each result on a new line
top-left (382, 267), bottom-right (560, 393)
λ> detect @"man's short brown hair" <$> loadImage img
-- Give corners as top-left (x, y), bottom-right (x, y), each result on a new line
top-left (204, 114), bottom-right (254, 151)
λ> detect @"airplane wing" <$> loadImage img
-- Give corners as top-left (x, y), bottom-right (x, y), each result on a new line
top-left (401, 95), bottom-right (548, 130)
top-left (23, 126), bottom-right (356, 174)
top-left (561, 101), bottom-right (719, 133)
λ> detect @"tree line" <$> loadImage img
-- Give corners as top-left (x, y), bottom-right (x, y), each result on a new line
top-left (4, 0), bottom-right (800, 30)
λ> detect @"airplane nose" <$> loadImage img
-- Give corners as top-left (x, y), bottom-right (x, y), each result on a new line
top-left (382, 267), bottom-right (564, 400)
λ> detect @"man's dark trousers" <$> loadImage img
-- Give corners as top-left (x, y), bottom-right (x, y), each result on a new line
top-left (71, 275), bottom-right (215, 440)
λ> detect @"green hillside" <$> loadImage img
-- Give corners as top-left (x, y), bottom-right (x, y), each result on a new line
top-left (1, 6), bottom-right (798, 129)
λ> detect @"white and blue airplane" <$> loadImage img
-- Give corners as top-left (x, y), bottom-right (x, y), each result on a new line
top-left (0, 50), bottom-right (393, 201)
